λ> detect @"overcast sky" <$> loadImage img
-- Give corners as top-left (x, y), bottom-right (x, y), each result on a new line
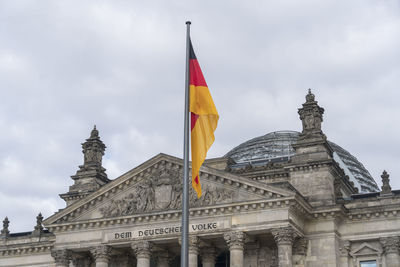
top-left (1, 0), bottom-right (399, 233)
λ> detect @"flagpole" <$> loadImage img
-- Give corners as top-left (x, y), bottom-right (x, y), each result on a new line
top-left (181, 20), bottom-right (191, 267)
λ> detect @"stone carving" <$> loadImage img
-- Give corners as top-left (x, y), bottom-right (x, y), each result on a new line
top-left (1, 217), bottom-right (9, 237)
top-left (224, 231), bottom-right (245, 250)
top-left (380, 170), bottom-right (392, 195)
top-left (339, 240), bottom-right (350, 257)
top-left (271, 227), bottom-right (297, 245)
top-left (293, 237), bottom-right (308, 255)
top-left (91, 245), bottom-right (112, 262)
top-left (32, 213), bottom-right (44, 236)
top-left (334, 178), bottom-right (343, 198)
top-left (188, 235), bottom-right (199, 254)
top-left (83, 125), bottom-right (105, 166)
top-left (99, 164), bottom-right (235, 217)
top-left (380, 236), bottom-right (400, 254)
top-left (297, 89), bottom-right (326, 141)
top-left (51, 249), bottom-right (70, 266)
top-left (132, 240), bottom-right (152, 259)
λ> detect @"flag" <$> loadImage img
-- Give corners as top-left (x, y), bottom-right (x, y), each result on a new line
top-left (189, 39), bottom-right (219, 198)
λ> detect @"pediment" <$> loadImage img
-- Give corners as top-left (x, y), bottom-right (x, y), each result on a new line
top-left (350, 242), bottom-right (382, 257)
top-left (44, 153), bottom-right (295, 225)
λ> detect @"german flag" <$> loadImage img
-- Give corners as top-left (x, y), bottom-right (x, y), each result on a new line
top-left (189, 40), bottom-right (219, 198)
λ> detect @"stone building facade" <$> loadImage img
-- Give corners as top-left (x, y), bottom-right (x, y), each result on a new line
top-left (1, 91), bottom-right (399, 267)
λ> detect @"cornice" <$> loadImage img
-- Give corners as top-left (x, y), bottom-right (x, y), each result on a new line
top-left (45, 196), bottom-right (309, 234)
top-left (0, 241), bottom-right (54, 257)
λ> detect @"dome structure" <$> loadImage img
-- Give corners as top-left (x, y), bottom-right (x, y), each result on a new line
top-left (225, 130), bottom-right (379, 193)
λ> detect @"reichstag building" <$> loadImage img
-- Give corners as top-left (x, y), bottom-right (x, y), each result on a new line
top-left (1, 91), bottom-right (399, 267)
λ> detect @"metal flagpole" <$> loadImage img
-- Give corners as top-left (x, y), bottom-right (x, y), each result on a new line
top-left (181, 20), bottom-right (191, 267)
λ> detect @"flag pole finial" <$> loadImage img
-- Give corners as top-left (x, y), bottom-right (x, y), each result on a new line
top-left (186, 21), bottom-right (191, 25)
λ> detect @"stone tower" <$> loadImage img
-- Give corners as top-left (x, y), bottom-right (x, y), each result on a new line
top-left (289, 90), bottom-right (356, 206)
top-left (60, 126), bottom-right (109, 206)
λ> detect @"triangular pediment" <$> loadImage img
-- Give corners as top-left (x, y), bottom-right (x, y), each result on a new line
top-left (350, 242), bottom-right (382, 257)
top-left (44, 153), bottom-right (295, 226)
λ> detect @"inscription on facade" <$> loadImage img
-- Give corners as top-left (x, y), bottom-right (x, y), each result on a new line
top-left (106, 221), bottom-right (227, 242)
top-left (113, 222), bottom-right (218, 240)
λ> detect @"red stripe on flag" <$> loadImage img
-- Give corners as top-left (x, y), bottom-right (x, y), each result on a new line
top-left (191, 112), bottom-right (199, 131)
top-left (189, 59), bottom-right (207, 87)
top-left (194, 176), bottom-right (199, 185)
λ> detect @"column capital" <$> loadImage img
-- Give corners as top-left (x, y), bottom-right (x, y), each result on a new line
top-left (188, 235), bottom-right (200, 254)
top-left (51, 249), bottom-right (70, 266)
top-left (271, 226), bottom-right (297, 245)
top-left (380, 236), bottom-right (400, 254)
top-left (90, 245), bottom-right (112, 262)
top-left (224, 231), bottom-right (246, 251)
top-left (132, 240), bottom-right (152, 259)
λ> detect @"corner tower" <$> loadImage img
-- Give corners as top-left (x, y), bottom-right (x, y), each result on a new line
top-left (60, 126), bottom-right (110, 206)
top-left (289, 90), bottom-right (357, 206)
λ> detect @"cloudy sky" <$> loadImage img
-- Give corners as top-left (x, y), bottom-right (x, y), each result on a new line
top-left (1, 0), bottom-right (399, 233)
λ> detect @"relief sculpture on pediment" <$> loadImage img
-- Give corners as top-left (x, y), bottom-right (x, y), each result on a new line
top-left (99, 165), bottom-right (235, 218)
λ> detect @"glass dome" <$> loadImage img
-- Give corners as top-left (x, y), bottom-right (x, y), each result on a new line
top-left (225, 131), bottom-right (379, 193)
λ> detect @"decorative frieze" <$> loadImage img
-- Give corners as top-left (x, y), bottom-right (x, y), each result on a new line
top-left (99, 165), bottom-right (236, 217)
top-left (224, 231), bottom-right (245, 251)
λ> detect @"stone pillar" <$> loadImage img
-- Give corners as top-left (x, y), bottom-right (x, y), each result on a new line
top-left (154, 250), bottom-right (171, 267)
top-left (224, 231), bottom-right (245, 267)
top-left (132, 241), bottom-right (152, 267)
top-left (91, 245), bottom-right (112, 267)
top-left (272, 227), bottom-right (296, 267)
top-left (188, 236), bottom-right (199, 267)
top-left (338, 240), bottom-right (350, 267)
top-left (293, 237), bottom-right (307, 266)
top-left (380, 236), bottom-right (400, 267)
top-left (201, 247), bottom-right (216, 267)
top-left (51, 249), bottom-right (70, 267)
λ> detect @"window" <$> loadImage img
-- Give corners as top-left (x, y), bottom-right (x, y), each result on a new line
top-left (360, 260), bottom-right (377, 267)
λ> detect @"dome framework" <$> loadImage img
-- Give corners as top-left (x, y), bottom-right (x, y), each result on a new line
top-left (225, 130), bottom-right (379, 193)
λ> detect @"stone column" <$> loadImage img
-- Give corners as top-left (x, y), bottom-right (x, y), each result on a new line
top-left (272, 227), bottom-right (296, 267)
top-left (91, 245), bottom-right (112, 267)
top-left (201, 247), bottom-right (216, 267)
top-left (132, 241), bottom-right (152, 267)
top-left (51, 249), bottom-right (70, 267)
top-left (380, 236), bottom-right (400, 267)
top-left (338, 240), bottom-right (350, 267)
top-left (154, 250), bottom-right (171, 267)
top-left (189, 236), bottom-right (199, 267)
top-left (224, 231), bottom-right (245, 267)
